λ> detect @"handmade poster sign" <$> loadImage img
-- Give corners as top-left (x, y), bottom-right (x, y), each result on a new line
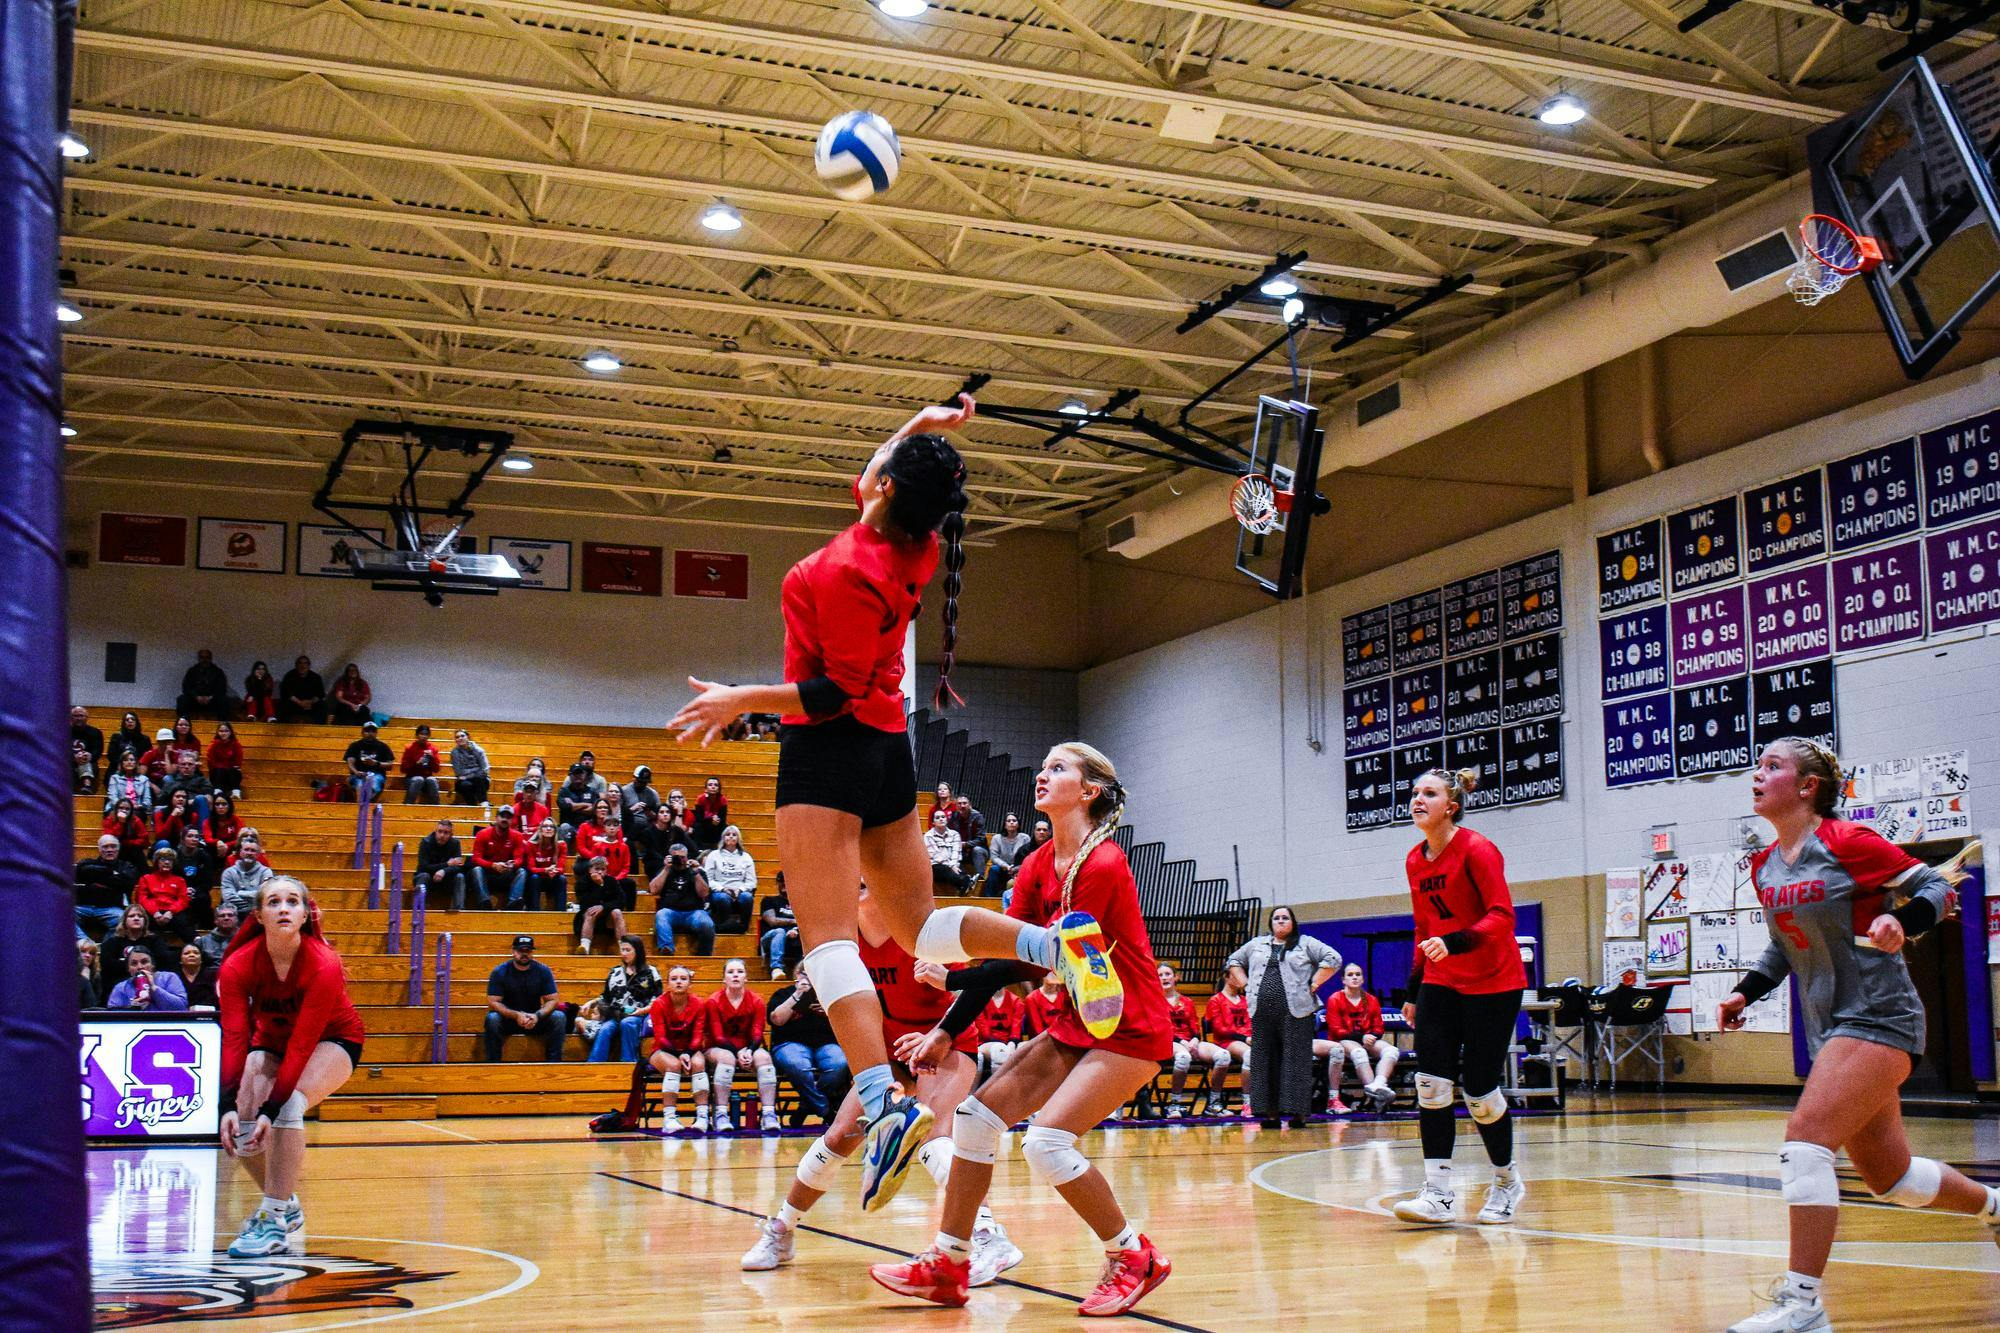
top-left (1691, 912), bottom-right (1742, 971)
top-left (1683, 853), bottom-right (1737, 914)
top-left (1643, 862), bottom-right (1688, 920)
top-left (1605, 867), bottom-right (1643, 939)
top-left (1604, 938), bottom-right (1647, 986)
top-left (1646, 917), bottom-right (1692, 978)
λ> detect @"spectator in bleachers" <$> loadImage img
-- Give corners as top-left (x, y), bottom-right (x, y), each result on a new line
top-left (218, 838), bottom-right (275, 920)
top-left (417, 818), bottom-right (470, 911)
top-left (556, 764), bottom-right (598, 845)
top-left (924, 807), bottom-right (966, 891)
top-left (103, 797), bottom-right (150, 868)
top-left (1021, 970), bottom-right (1065, 1039)
top-left (620, 766), bottom-right (662, 844)
top-left (177, 942), bottom-right (218, 1009)
top-left (158, 754), bottom-right (214, 828)
top-left (400, 724), bottom-right (442, 803)
top-left (759, 871), bottom-right (799, 980)
top-left (344, 721), bottom-right (393, 802)
top-left (224, 826), bottom-right (270, 869)
top-left (588, 935), bottom-right (662, 1062)
top-left (576, 798), bottom-right (620, 861)
top-left (930, 781), bottom-right (954, 826)
top-left (328, 662), bottom-right (373, 726)
top-left (75, 834), bottom-right (137, 939)
top-left (242, 660), bottom-right (277, 722)
top-left (102, 905), bottom-right (169, 992)
top-left (573, 750), bottom-right (607, 801)
top-left (137, 728), bottom-right (177, 786)
top-left (648, 964), bottom-right (710, 1133)
top-left (106, 947), bottom-right (188, 1011)
top-left (510, 779), bottom-right (550, 834)
top-left (196, 902), bottom-right (238, 967)
top-left (71, 706), bottom-right (104, 794)
top-left (522, 821), bottom-right (568, 911)
top-left (473, 805), bottom-right (527, 909)
top-left (202, 792), bottom-right (243, 858)
top-left (176, 648), bottom-right (234, 721)
top-left (972, 985), bottom-right (1022, 1084)
top-left (206, 721), bottom-right (244, 798)
top-left (767, 965), bottom-right (846, 1127)
top-left (278, 655), bottom-right (327, 723)
top-left (1158, 963), bottom-right (1209, 1118)
top-left (662, 787), bottom-right (695, 848)
top-left (151, 789), bottom-right (196, 850)
top-left (483, 935), bottom-right (566, 1062)
top-left (105, 754), bottom-right (154, 819)
top-left (1228, 909), bottom-right (1340, 1128)
top-left (651, 843), bottom-right (715, 957)
top-left (954, 794), bottom-right (988, 882)
top-left (1317, 962), bottom-right (1399, 1114)
top-left (135, 847), bottom-right (192, 941)
top-left (1198, 965), bottom-right (1252, 1115)
top-left (984, 812), bottom-right (1030, 899)
top-left (450, 728), bottom-right (491, 806)
top-left (77, 939), bottom-right (102, 1009)
top-left (105, 711), bottom-right (148, 771)
top-left (691, 777), bottom-right (728, 852)
top-left (511, 757), bottom-right (548, 798)
top-left (705, 957), bottom-right (781, 1133)
top-left (701, 825), bottom-right (757, 935)
top-left (633, 806), bottom-right (675, 882)
top-left (573, 855), bottom-right (633, 955)
top-left (171, 825), bottom-right (219, 934)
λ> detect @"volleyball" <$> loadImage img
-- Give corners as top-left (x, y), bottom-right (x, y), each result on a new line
top-left (814, 110), bottom-right (901, 201)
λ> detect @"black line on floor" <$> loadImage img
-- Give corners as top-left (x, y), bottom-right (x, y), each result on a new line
top-left (598, 1170), bottom-right (1215, 1333)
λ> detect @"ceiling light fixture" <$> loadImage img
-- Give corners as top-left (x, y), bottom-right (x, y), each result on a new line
top-left (60, 422), bottom-right (77, 437)
top-left (1281, 296), bottom-right (1306, 325)
top-left (581, 351), bottom-right (622, 373)
top-left (56, 300), bottom-right (82, 323)
top-left (58, 132), bottom-right (89, 160)
top-left (501, 455), bottom-right (534, 472)
top-left (1537, 93), bottom-right (1587, 126)
top-left (876, 0), bottom-right (929, 17)
top-left (1059, 397), bottom-right (1090, 415)
top-left (1259, 271), bottom-right (1300, 298)
top-left (699, 200), bottom-right (743, 233)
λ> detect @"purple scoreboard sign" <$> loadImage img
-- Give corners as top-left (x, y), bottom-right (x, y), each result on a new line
top-left (1925, 514), bottom-right (2000, 634)
top-left (1831, 539), bottom-right (1925, 653)
top-left (1669, 584), bottom-right (1748, 686)
top-left (80, 1015), bottom-right (222, 1140)
top-left (1747, 565), bottom-right (1831, 670)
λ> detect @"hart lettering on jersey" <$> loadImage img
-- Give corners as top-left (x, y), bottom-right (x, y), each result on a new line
top-left (868, 963), bottom-right (901, 988)
top-left (1758, 879), bottom-right (1827, 909)
top-left (256, 994), bottom-right (303, 1022)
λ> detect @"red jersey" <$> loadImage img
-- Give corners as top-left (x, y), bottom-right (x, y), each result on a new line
top-left (1324, 989), bottom-right (1383, 1042)
top-left (1008, 838), bottom-right (1172, 1061)
top-left (218, 933), bottom-right (365, 1106)
top-left (704, 988), bottom-right (766, 1049)
top-left (973, 991), bottom-right (1023, 1045)
top-left (650, 992), bottom-right (707, 1052)
top-left (861, 931), bottom-right (974, 1053)
top-left (473, 826), bottom-right (526, 871)
top-left (1406, 827), bottom-right (1527, 995)
top-left (1204, 991), bottom-right (1250, 1042)
top-left (1022, 986), bottom-right (1064, 1037)
top-left (1164, 993), bottom-right (1200, 1043)
top-left (780, 521), bottom-right (938, 732)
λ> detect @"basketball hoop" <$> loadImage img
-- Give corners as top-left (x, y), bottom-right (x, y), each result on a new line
top-left (1788, 214), bottom-right (1883, 306)
top-left (1231, 472), bottom-right (1291, 536)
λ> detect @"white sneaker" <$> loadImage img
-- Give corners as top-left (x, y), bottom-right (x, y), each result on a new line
top-left (695, 1111), bottom-right (712, 1134)
top-left (771, 968), bottom-right (787, 980)
top-left (1365, 1083), bottom-right (1395, 1109)
top-left (740, 1217), bottom-right (796, 1271)
top-left (969, 1221), bottom-right (1024, 1288)
top-left (1728, 1279), bottom-right (1830, 1332)
top-left (1392, 1183), bottom-right (1457, 1225)
top-left (1477, 1178), bottom-right (1525, 1224)
top-left (662, 1112), bottom-right (684, 1134)
top-left (713, 1112), bottom-right (734, 1133)
top-left (579, 938), bottom-right (592, 955)
top-left (1164, 1105), bottom-right (1183, 1119)
top-left (761, 1111), bottom-right (781, 1133)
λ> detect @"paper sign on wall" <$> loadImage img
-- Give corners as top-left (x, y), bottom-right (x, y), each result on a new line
top-left (1691, 912), bottom-right (1742, 971)
top-left (1646, 917), bottom-right (1691, 978)
top-left (1874, 757), bottom-right (1921, 802)
top-left (1605, 867), bottom-right (1643, 939)
top-left (1665, 984), bottom-right (1694, 1037)
top-left (1738, 908), bottom-right (1768, 965)
top-left (1604, 938), bottom-right (1647, 986)
top-left (1923, 749), bottom-right (1971, 796)
top-left (1683, 854), bottom-right (1736, 913)
top-left (1643, 862), bottom-right (1688, 921)
top-left (1734, 853), bottom-right (1762, 910)
top-left (1691, 973), bottom-right (1734, 1033)
top-left (1742, 983), bottom-right (1790, 1034)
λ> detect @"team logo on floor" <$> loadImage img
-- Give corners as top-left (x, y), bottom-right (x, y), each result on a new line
top-left (92, 1253), bottom-right (449, 1327)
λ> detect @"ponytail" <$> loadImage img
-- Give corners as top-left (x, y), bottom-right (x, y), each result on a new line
top-left (881, 431), bottom-right (971, 710)
top-left (935, 504), bottom-right (967, 709)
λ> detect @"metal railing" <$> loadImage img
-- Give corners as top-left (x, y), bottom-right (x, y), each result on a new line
top-left (430, 933), bottom-right (453, 1063)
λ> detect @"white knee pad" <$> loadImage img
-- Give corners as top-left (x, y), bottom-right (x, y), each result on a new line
top-left (801, 939), bottom-right (874, 1008)
top-left (952, 1096), bottom-right (1008, 1166)
top-left (757, 1062), bottom-right (777, 1090)
top-left (1875, 1156), bottom-right (1943, 1208)
top-left (1462, 1086), bottom-right (1508, 1125)
top-left (691, 1073), bottom-right (710, 1096)
top-left (1780, 1141), bottom-right (1840, 1208)
top-left (1211, 1049), bottom-right (1232, 1071)
top-left (1415, 1073), bottom-right (1455, 1110)
top-left (714, 1060), bottom-right (736, 1089)
top-left (1172, 1046), bottom-right (1191, 1075)
top-left (660, 1069), bottom-right (682, 1096)
top-left (273, 1091), bottom-right (308, 1130)
top-left (1020, 1125), bottom-right (1090, 1186)
top-left (795, 1135), bottom-right (846, 1190)
top-left (913, 905), bottom-right (974, 964)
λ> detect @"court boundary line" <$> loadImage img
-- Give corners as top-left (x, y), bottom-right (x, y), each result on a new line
top-left (599, 1171), bottom-right (1216, 1333)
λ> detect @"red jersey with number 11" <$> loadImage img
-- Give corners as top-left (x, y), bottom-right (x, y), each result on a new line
top-left (1405, 827), bottom-right (1526, 995)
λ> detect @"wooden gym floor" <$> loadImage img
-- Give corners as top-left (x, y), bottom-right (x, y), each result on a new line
top-left (89, 1093), bottom-right (2000, 1330)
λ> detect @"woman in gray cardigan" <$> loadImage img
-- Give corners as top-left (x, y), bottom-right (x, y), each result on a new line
top-left (1226, 907), bottom-right (1340, 1128)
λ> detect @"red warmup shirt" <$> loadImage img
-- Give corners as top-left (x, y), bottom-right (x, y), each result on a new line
top-left (1008, 839), bottom-right (1172, 1061)
top-left (1021, 986), bottom-right (1064, 1037)
top-left (218, 933), bottom-right (366, 1106)
top-left (522, 841), bottom-right (567, 878)
top-left (973, 991), bottom-right (1023, 1044)
top-left (1164, 993), bottom-right (1200, 1043)
top-left (861, 931), bottom-right (974, 1053)
top-left (204, 814), bottom-right (243, 851)
top-left (1406, 827), bottom-right (1527, 995)
top-left (780, 521), bottom-right (938, 732)
top-left (704, 988), bottom-right (767, 1049)
top-left (134, 871), bottom-right (190, 917)
top-left (1205, 991), bottom-right (1250, 1042)
top-left (207, 736), bottom-right (243, 773)
top-left (1324, 989), bottom-right (1384, 1042)
top-left (473, 826), bottom-right (526, 871)
top-left (650, 992), bottom-right (707, 1053)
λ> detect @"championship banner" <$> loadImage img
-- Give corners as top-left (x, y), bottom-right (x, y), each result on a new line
top-left (1827, 439), bottom-right (1921, 552)
top-left (80, 1014), bottom-right (222, 1141)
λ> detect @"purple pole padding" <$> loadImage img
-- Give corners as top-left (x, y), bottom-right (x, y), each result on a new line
top-left (371, 802), bottom-right (384, 877)
top-left (407, 883), bottom-right (427, 1006)
top-left (352, 781), bottom-right (368, 869)
top-left (390, 839), bottom-right (404, 901)
top-left (385, 860), bottom-right (402, 956)
top-left (432, 934), bottom-right (454, 1062)
top-left (0, 0), bottom-right (91, 1322)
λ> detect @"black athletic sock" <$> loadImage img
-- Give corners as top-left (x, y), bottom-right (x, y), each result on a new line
top-left (1473, 1110), bottom-right (1512, 1167)
top-left (1418, 1105), bottom-right (1457, 1160)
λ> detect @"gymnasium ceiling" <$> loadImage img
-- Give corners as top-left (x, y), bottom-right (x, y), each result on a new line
top-left (58, 0), bottom-right (1991, 541)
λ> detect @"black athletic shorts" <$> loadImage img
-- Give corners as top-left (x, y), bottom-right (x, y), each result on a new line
top-left (1413, 983), bottom-right (1522, 1097)
top-left (252, 1037), bottom-right (364, 1067)
top-left (776, 714), bottom-right (917, 829)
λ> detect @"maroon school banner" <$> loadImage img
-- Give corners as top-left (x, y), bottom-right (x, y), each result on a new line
top-left (673, 550), bottom-right (750, 600)
top-left (97, 512), bottom-right (187, 567)
top-left (581, 542), bottom-right (663, 596)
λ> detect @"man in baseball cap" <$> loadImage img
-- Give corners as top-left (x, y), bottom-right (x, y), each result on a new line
top-left (484, 935), bottom-right (567, 1061)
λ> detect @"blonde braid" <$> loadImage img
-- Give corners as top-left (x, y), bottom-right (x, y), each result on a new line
top-left (1060, 799), bottom-right (1125, 917)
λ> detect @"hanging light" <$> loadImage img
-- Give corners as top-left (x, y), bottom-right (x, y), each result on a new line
top-left (581, 351), bottom-right (622, 373)
top-left (1059, 396), bottom-right (1090, 415)
top-left (1259, 271), bottom-right (1300, 298)
top-left (1537, 94), bottom-right (1587, 126)
top-left (60, 422), bottom-right (77, 438)
top-left (58, 132), bottom-right (89, 160)
top-left (877, 0), bottom-right (929, 16)
top-left (56, 300), bottom-right (82, 323)
top-left (700, 200), bottom-right (743, 233)
top-left (501, 455), bottom-right (534, 472)
top-left (1281, 296), bottom-right (1306, 325)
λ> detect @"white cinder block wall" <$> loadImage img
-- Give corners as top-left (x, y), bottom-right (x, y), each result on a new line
top-left (1083, 357), bottom-right (2000, 923)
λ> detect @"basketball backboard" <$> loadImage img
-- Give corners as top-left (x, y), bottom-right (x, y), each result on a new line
top-left (1234, 396), bottom-right (1325, 600)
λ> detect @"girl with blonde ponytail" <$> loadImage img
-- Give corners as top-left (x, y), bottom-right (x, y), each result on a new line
top-left (871, 743), bottom-right (1175, 1317)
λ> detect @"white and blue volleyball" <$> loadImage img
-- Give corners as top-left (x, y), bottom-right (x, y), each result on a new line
top-left (814, 110), bottom-right (901, 201)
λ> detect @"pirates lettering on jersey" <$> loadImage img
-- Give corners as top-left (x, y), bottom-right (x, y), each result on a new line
top-left (1757, 878), bottom-right (1827, 910)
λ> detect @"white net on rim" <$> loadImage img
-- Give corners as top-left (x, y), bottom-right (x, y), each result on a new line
top-left (1789, 218), bottom-right (1863, 306)
top-left (1231, 472), bottom-right (1281, 536)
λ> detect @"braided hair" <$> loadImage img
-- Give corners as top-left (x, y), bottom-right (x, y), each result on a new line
top-left (1052, 742), bottom-right (1127, 914)
top-left (883, 431), bottom-right (970, 709)
top-left (1770, 736), bottom-right (1842, 817)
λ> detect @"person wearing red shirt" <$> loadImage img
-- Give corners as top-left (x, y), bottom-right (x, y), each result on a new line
top-left (1020, 973), bottom-right (1064, 1039)
top-left (1393, 768), bottom-right (1529, 1229)
top-left (691, 777), bottom-right (729, 852)
top-left (510, 782), bottom-right (550, 835)
top-left (971, 988), bottom-right (1022, 1083)
top-left (206, 721), bottom-right (245, 797)
top-left (400, 724), bottom-right (441, 804)
top-left (215, 874), bottom-right (365, 1258)
top-left (644, 966), bottom-right (710, 1133)
top-left (704, 958), bottom-right (779, 1134)
top-left (1316, 963), bottom-right (1399, 1114)
top-left (134, 847), bottom-right (191, 937)
top-left (574, 798), bottom-right (621, 861)
top-left (1199, 966), bottom-right (1252, 1115)
top-left (1156, 963), bottom-right (1211, 1119)
top-left (472, 807), bottom-right (527, 910)
top-left (328, 663), bottom-right (372, 726)
top-left (521, 822), bottom-right (569, 913)
top-left (671, 396), bottom-right (1110, 1213)
top-left (872, 743), bottom-right (1172, 1318)
top-left (152, 789), bottom-right (196, 850)
top-left (203, 792), bottom-right (244, 858)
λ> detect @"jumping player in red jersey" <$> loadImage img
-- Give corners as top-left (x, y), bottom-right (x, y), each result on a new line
top-left (1198, 965), bottom-right (1251, 1115)
top-left (704, 958), bottom-right (781, 1134)
top-left (669, 397), bottom-right (1122, 1208)
top-left (740, 891), bottom-right (1022, 1282)
top-left (1392, 768), bottom-right (1527, 1227)
top-left (215, 876), bottom-right (365, 1258)
top-left (1722, 739), bottom-right (1991, 1333)
top-left (870, 743), bottom-right (1173, 1317)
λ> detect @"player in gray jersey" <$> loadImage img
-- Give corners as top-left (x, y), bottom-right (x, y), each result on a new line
top-left (1723, 737), bottom-right (1992, 1333)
